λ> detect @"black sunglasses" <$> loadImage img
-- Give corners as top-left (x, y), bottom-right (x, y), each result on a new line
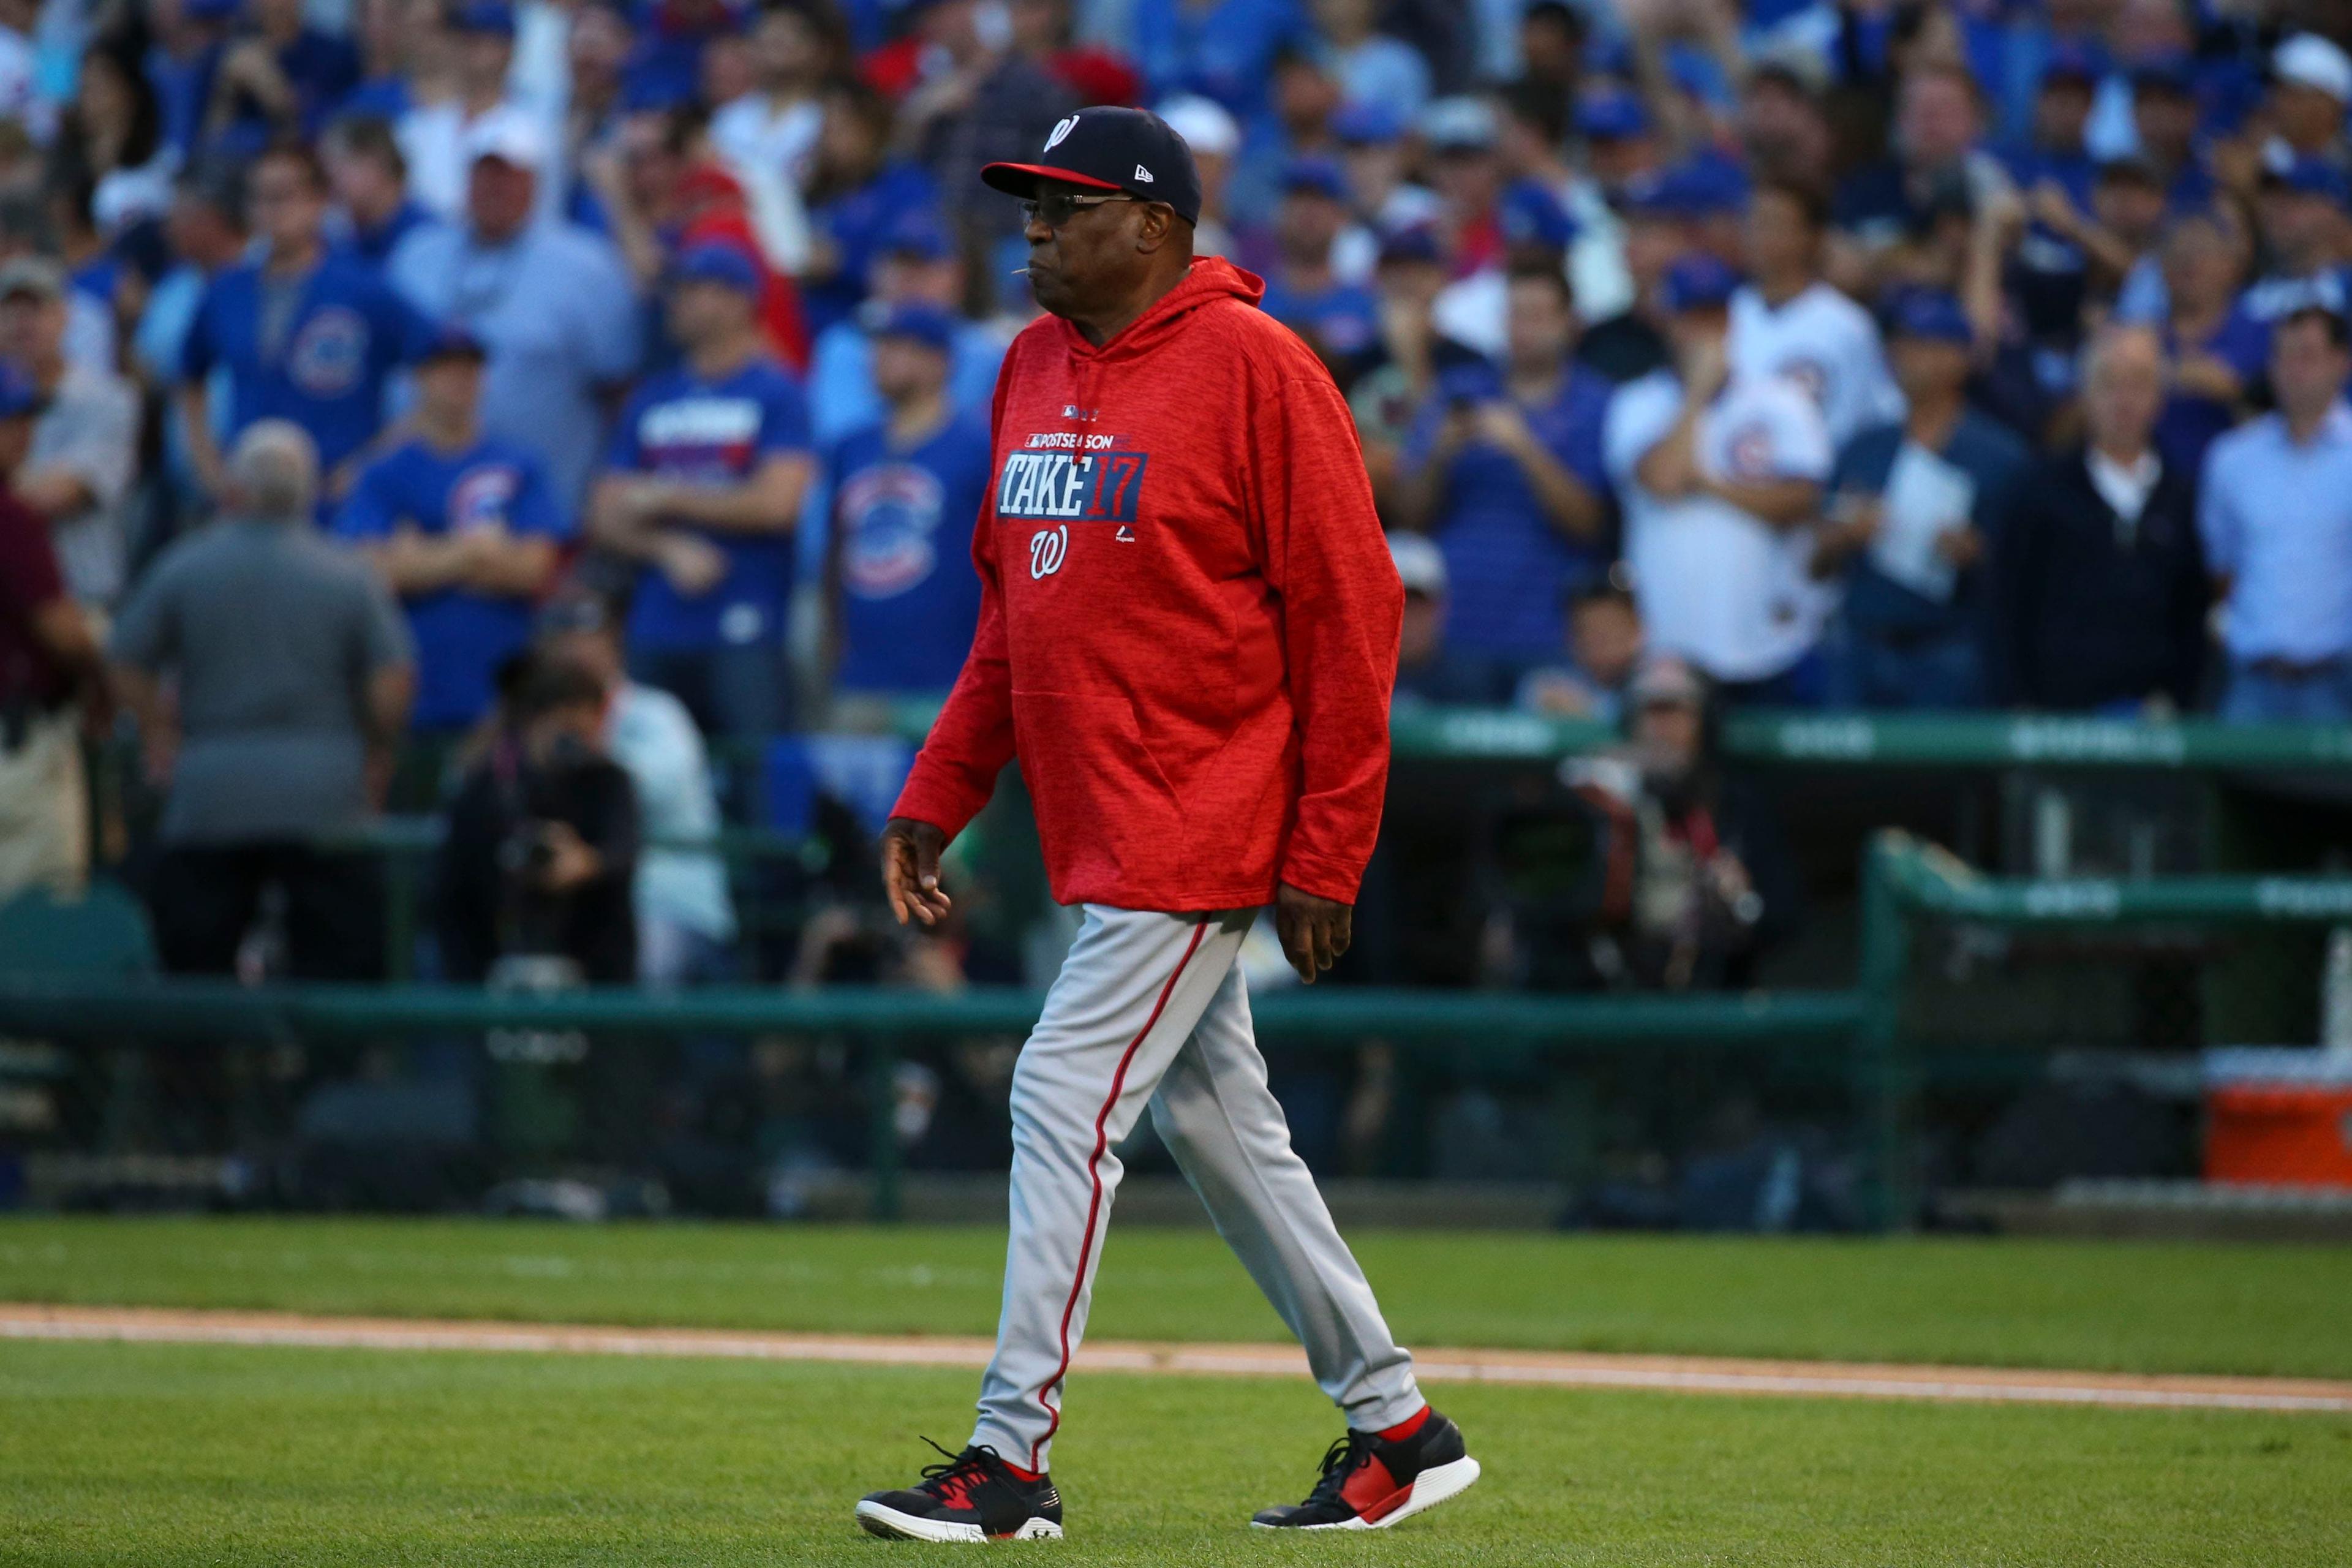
top-left (1018, 191), bottom-right (1138, 228)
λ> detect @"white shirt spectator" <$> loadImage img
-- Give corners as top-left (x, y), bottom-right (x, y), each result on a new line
top-left (606, 679), bottom-right (737, 978)
top-left (711, 92), bottom-right (824, 193)
top-left (399, 99), bottom-right (565, 224)
top-left (1728, 281), bottom-right (1904, 448)
top-left (1605, 369), bottom-right (1836, 682)
top-left (31, 362), bottom-right (140, 606)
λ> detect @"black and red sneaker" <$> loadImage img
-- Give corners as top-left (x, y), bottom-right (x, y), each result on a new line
top-left (1251, 1407), bottom-right (1480, 1531)
top-left (855, 1440), bottom-right (1065, 1542)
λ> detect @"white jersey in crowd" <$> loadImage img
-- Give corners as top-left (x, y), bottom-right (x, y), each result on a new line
top-left (1728, 281), bottom-right (1904, 450)
top-left (1604, 368), bottom-right (1836, 684)
top-left (606, 681), bottom-right (736, 953)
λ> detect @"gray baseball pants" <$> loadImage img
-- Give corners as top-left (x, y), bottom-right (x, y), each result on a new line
top-left (970, 903), bottom-right (1424, 1472)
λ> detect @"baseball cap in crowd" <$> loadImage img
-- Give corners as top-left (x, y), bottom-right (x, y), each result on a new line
top-left (181, 0), bottom-right (241, 21)
top-left (869, 300), bottom-right (958, 352)
top-left (671, 241), bottom-right (761, 294)
top-left (2040, 41), bottom-right (2101, 89)
top-left (2265, 153), bottom-right (2351, 205)
top-left (1376, 224), bottom-right (1444, 268)
top-left (1333, 101), bottom-right (1406, 146)
top-left (462, 105), bottom-right (549, 173)
top-left (982, 107), bottom-right (1204, 225)
top-left (1660, 252), bottom-right (1740, 314)
top-left (2274, 33), bottom-right (2352, 104)
top-left (2128, 53), bottom-right (2196, 98)
top-left (878, 208), bottom-right (952, 262)
top-left (1389, 531), bottom-right (1449, 599)
top-left (1887, 288), bottom-right (1973, 345)
top-left (451, 1), bottom-right (518, 36)
top-left (1419, 95), bottom-right (1499, 153)
top-left (0, 255), bottom-right (64, 302)
top-left (537, 590), bottom-right (619, 638)
top-left (1629, 653), bottom-right (1707, 709)
top-left (414, 323), bottom-right (489, 364)
top-left (1574, 86), bottom-right (1649, 142)
top-left (1499, 179), bottom-right (1575, 249)
top-left (2095, 152), bottom-right (2166, 190)
top-left (1281, 157), bottom-right (1350, 201)
top-left (1153, 94), bottom-right (1241, 160)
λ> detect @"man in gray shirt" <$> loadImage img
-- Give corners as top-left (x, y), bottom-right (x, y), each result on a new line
top-left (110, 421), bottom-right (417, 979)
top-left (0, 257), bottom-right (138, 606)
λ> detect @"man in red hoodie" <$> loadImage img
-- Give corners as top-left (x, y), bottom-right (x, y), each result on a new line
top-left (852, 108), bottom-right (1480, 1544)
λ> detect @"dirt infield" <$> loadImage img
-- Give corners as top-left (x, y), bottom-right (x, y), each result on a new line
top-left (7, 1302), bottom-right (2350, 1415)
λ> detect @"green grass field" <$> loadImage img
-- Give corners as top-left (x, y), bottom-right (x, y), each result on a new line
top-left (4, 1216), bottom-right (2349, 1565)
top-left (5, 1215), bottom-right (2350, 1376)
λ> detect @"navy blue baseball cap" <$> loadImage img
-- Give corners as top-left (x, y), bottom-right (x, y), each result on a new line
top-left (2041, 40), bottom-right (2102, 88)
top-left (982, 106), bottom-right (1204, 225)
top-left (1332, 101), bottom-right (1405, 146)
top-left (451, 1), bottom-right (516, 36)
top-left (1281, 157), bottom-right (1351, 201)
top-left (0, 360), bottom-right (43, 419)
top-left (2128, 52), bottom-right (2196, 97)
top-left (869, 300), bottom-right (958, 352)
top-left (1660, 253), bottom-right (1741, 313)
top-left (671, 241), bottom-right (761, 294)
top-left (1377, 224), bottom-right (1445, 267)
top-left (2267, 154), bottom-right (2351, 205)
top-left (878, 208), bottom-right (952, 261)
top-left (1500, 178), bottom-right (1576, 248)
top-left (1575, 86), bottom-right (1649, 141)
top-left (183, 0), bottom-right (241, 20)
top-left (1887, 287), bottom-right (1973, 346)
top-left (414, 323), bottom-right (488, 364)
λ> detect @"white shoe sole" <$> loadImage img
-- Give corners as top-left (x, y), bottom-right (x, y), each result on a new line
top-left (854, 1501), bottom-right (1063, 1542)
top-left (1251, 1454), bottom-right (1483, 1532)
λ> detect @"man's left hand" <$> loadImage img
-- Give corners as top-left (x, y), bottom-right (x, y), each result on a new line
top-left (1275, 883), bottom-right (1352, 985)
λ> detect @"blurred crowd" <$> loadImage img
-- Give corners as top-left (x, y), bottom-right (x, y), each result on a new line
top-left (3, 0), bottom-right (2352, 1001)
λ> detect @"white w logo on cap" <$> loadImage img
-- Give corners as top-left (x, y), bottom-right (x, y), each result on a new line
top-left (1044, 115), bottom-right (1078, 151)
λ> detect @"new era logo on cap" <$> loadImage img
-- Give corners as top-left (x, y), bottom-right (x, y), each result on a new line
top-left (981, 107), bottom-right (1202, 225)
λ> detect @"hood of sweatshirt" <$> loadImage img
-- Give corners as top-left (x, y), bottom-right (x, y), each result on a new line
top-left (1047, 255), bottom-right (1267, 364)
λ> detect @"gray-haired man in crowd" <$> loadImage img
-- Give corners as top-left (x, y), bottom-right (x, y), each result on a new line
top-left (109, 421), bottom-right (415, 979)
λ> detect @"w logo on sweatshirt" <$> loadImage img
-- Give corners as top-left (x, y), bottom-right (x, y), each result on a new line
top-left (997, 450), bottom-right (1148, 523)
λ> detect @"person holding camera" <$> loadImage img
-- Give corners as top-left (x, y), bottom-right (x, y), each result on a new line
top-left (436, 655), bottom-right (640, 985)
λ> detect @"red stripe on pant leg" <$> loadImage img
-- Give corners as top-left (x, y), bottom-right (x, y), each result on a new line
top-left (1028, 917), bottom-right (1210, 1471)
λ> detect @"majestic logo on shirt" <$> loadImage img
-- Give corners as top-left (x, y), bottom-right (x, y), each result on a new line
top-left (995, 448), bottom-right (1147, 522)
top-left (840, 462), bottom-right (946, 598)
top-left (1045, 116), bottom-right (1078, 151)
top-left (448, 464), bottom-right (520, 532)
top-left (287, 306), bottom-right (371, 398)
top-left (1030, 525), bottom-right (1068, 579)
top-left (1724, 423), bottom-right (1777, 480)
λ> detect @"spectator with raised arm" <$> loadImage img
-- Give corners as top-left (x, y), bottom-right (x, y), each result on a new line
top-left (1604, 254), bottom-right (1834, 706)
top-left (591, 244), bottom-right (813, 738)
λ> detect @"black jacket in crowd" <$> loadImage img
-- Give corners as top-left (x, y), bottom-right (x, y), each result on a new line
top-left (1988, 446), bottom-right (2209, 711)
top-left (438, 736), bottom-right (641, 985)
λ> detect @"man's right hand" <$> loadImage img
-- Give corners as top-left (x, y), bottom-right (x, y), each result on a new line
top-left (880, 816), bottom-right (952, 927)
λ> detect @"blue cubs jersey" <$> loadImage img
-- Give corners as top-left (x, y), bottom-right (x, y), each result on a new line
top-left (828, 410), bottom-right (992, 694)
top-left (181, 251), bottom-right (434, 472)
top-left (331, 435), bottom-right (570, 729)
top-left (608, 356), bottom-right (813, 652)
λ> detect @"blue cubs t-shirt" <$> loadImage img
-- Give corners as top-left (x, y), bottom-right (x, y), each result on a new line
top-left (1259, 279), bottom-right (1382, 364)
top-left (609, 356), bottom-right (813, 652)
top-left (181, 252), bottom-right (434, 473)
top-left (1404, 364), bottom-right (1616, 658)
top-left (332, 436), bottom-right (570, 729)
top-left (828, 410), bottom-right (992, 694)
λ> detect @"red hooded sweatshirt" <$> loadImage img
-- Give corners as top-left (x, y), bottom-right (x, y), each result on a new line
top-left (889, 257), bottom-right (1403, 912)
